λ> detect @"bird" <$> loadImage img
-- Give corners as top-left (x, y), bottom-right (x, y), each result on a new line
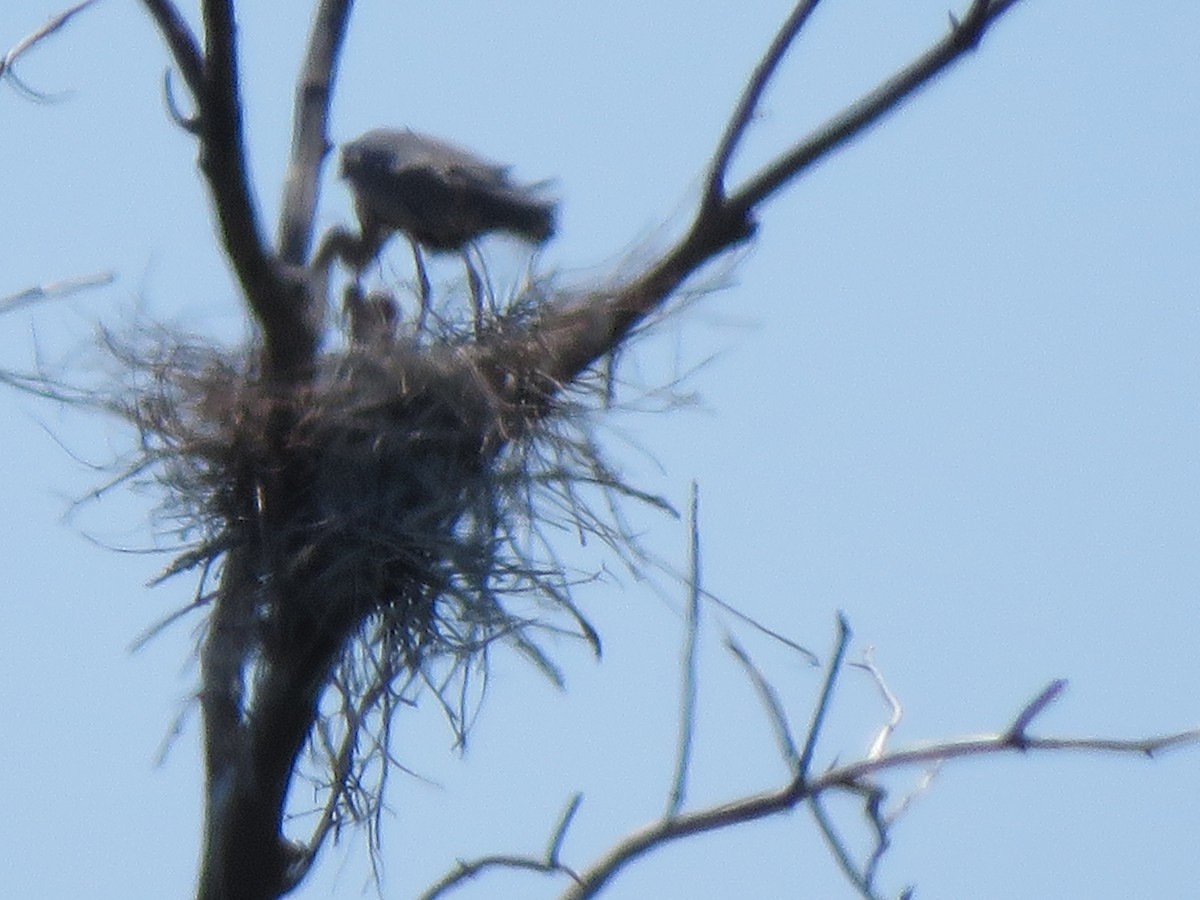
top-left (339, 128), bottom-right (556, 334)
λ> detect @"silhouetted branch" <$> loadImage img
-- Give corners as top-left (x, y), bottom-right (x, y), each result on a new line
top-left (162, 68), bottom-right (201, 133)
top-left (666, 482), bottom-right (702, 818)
top-left (420, 795), bottom-right (586, 899)
top-left (141, 0), bottom-right (317, 378)
top-left (799, 611), bottom-right (851, 778)
top-left (419, 802), bottom-right (584, 900)
top-left (811, 790), bottom-right (890, 900)
top-left (703, 0), bottom-right (822, 210)
top-left (276, 0), bottom-right (354, 267)
top-left (522, 0), bottom-right (1025, 392)
top-left (198, 0), bottom-right (309, 374)
top-left (140, 0), bottom-right (204, 99)
top-left (0, 0), bottom-right (98, 99)
top-left (726, 637), bottom-right (800, 773)
top-left (556, 674), bottom-right (1197, 899)
top-left (0, 271), bottom-right (113, 315)
top-left (1007, 677), bottom-right (1067, 745)
top-left (732, 0), bottom-right (1023, 212)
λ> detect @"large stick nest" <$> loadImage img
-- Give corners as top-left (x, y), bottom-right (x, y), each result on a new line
top-left (98, 285), bottom-right (675, 837)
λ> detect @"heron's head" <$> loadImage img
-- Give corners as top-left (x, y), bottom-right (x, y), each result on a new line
top-left (340, 130), bottom-right (414, 182)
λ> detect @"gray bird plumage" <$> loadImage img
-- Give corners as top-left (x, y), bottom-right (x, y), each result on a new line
top-left (340, 128), bottom-right (556, 253)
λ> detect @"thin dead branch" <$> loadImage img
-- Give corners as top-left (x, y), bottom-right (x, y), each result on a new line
top-left (703, 0), bottom-right (822, 210)
top-left (140, 0), bottom-right (205, 100)
top-left (851, 647), bottom-right (903, 759)
top-left (0, 271), bottom-right (113, 315)
top-left (666, 482), bottom-right (702, 818)
top-left (418, 796), bottom-right (586, 900)
top-left (800, 611), bottom-right (851, 778)
top-left (0, 1), bottom-right (97, 99)
top-left (732, 0), bottom-right (1023, 212)
top-left (276, 0), bottom-right (354, 267)
top-left (726, 636), bottom-right (800, 773)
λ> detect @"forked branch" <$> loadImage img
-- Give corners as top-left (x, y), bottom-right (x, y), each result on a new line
top-left (731, 0), bottom-right (1023, 212)
top-left (525, 0), bottom-right (1026, 393)
top-left (140, 0), bottom-right (318, 377)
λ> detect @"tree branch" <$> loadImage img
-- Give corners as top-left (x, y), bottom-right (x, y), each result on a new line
top-left (731, 0), bottom-right (1023, 212)
top-left (511, 0), bottom-right (1025, 397)
top-left (199, 0), bottom-right (309, 375)
top-left (141, 0), bottom-right (318, 378)
top-left (702, 0), bottom-right (823, 210)
top-left (276, 0), bottom-right (354, 267)
top-left (140, 0), bottom-right (205, 100)
top-left (665, 483), bottom-right (702, 818)
top-left (0, 270), bottom-right (112, 315)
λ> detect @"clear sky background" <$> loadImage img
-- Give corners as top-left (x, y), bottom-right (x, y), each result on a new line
top-left (1, 2), bottom-right (1198, 898)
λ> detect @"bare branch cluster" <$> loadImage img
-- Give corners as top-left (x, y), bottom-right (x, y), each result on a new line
top-left (425, 613), bottom-right (1200, 899)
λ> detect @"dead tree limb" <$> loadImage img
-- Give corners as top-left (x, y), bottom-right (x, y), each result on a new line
top-left (511, 0), bottom-right (1025, 396)
top-left (276, 0), bottom-right (354, 267)
top-left (142, 0), bottom-right (320, 379)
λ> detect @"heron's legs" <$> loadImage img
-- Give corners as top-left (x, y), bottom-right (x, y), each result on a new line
top-left (409, 238), bottom-right (432, 335)
top-left (462, 247), bottom-right (485, 338)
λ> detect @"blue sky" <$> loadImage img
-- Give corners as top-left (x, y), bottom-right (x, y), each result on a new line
top-left (1, 2), bottom-right (1198, 898)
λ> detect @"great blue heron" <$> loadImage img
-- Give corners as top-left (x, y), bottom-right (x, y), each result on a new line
top-left (340, 128), bottom-right (556, 334)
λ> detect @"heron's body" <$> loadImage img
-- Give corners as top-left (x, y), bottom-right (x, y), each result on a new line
top-left (341, 129), bottom-right (555, 252)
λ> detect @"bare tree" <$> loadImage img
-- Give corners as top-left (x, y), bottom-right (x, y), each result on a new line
top-left (10, 2), bottom-right (1198, 899)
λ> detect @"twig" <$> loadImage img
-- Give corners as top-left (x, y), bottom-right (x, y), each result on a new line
top-left (1, 1), bottom-right (98, 98)
top-left (666, 482), bottom-right (702, 818)
top-left (0, 271), bottom-right (113, 315)
top-left (851, 646), bottom-right (902, 759)
top-left (1006, 677), bottom-right (1067, 745)
top-left (798, 612), bottom-right (851, 779)
top-left (820, 681), bottom-right (1199, 786)
top-left (276, 0), bottom-right (354, 267)
top-left (161, 68), bottom-right (201, 134)
top-left (703, 0), bottom-right (823, 209)
top-left (547, 793), bottom-right (584, 866)
top-left (139, 0), bottom-right (205, 100)
top-left (726, 637), bottom-right (800, 773)
top-left (420, 798), bottom-right (585, 900)
top-left (811, 793), bottom-right (887, 900)
top-left (421, 854), bottom-right (580, 900)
